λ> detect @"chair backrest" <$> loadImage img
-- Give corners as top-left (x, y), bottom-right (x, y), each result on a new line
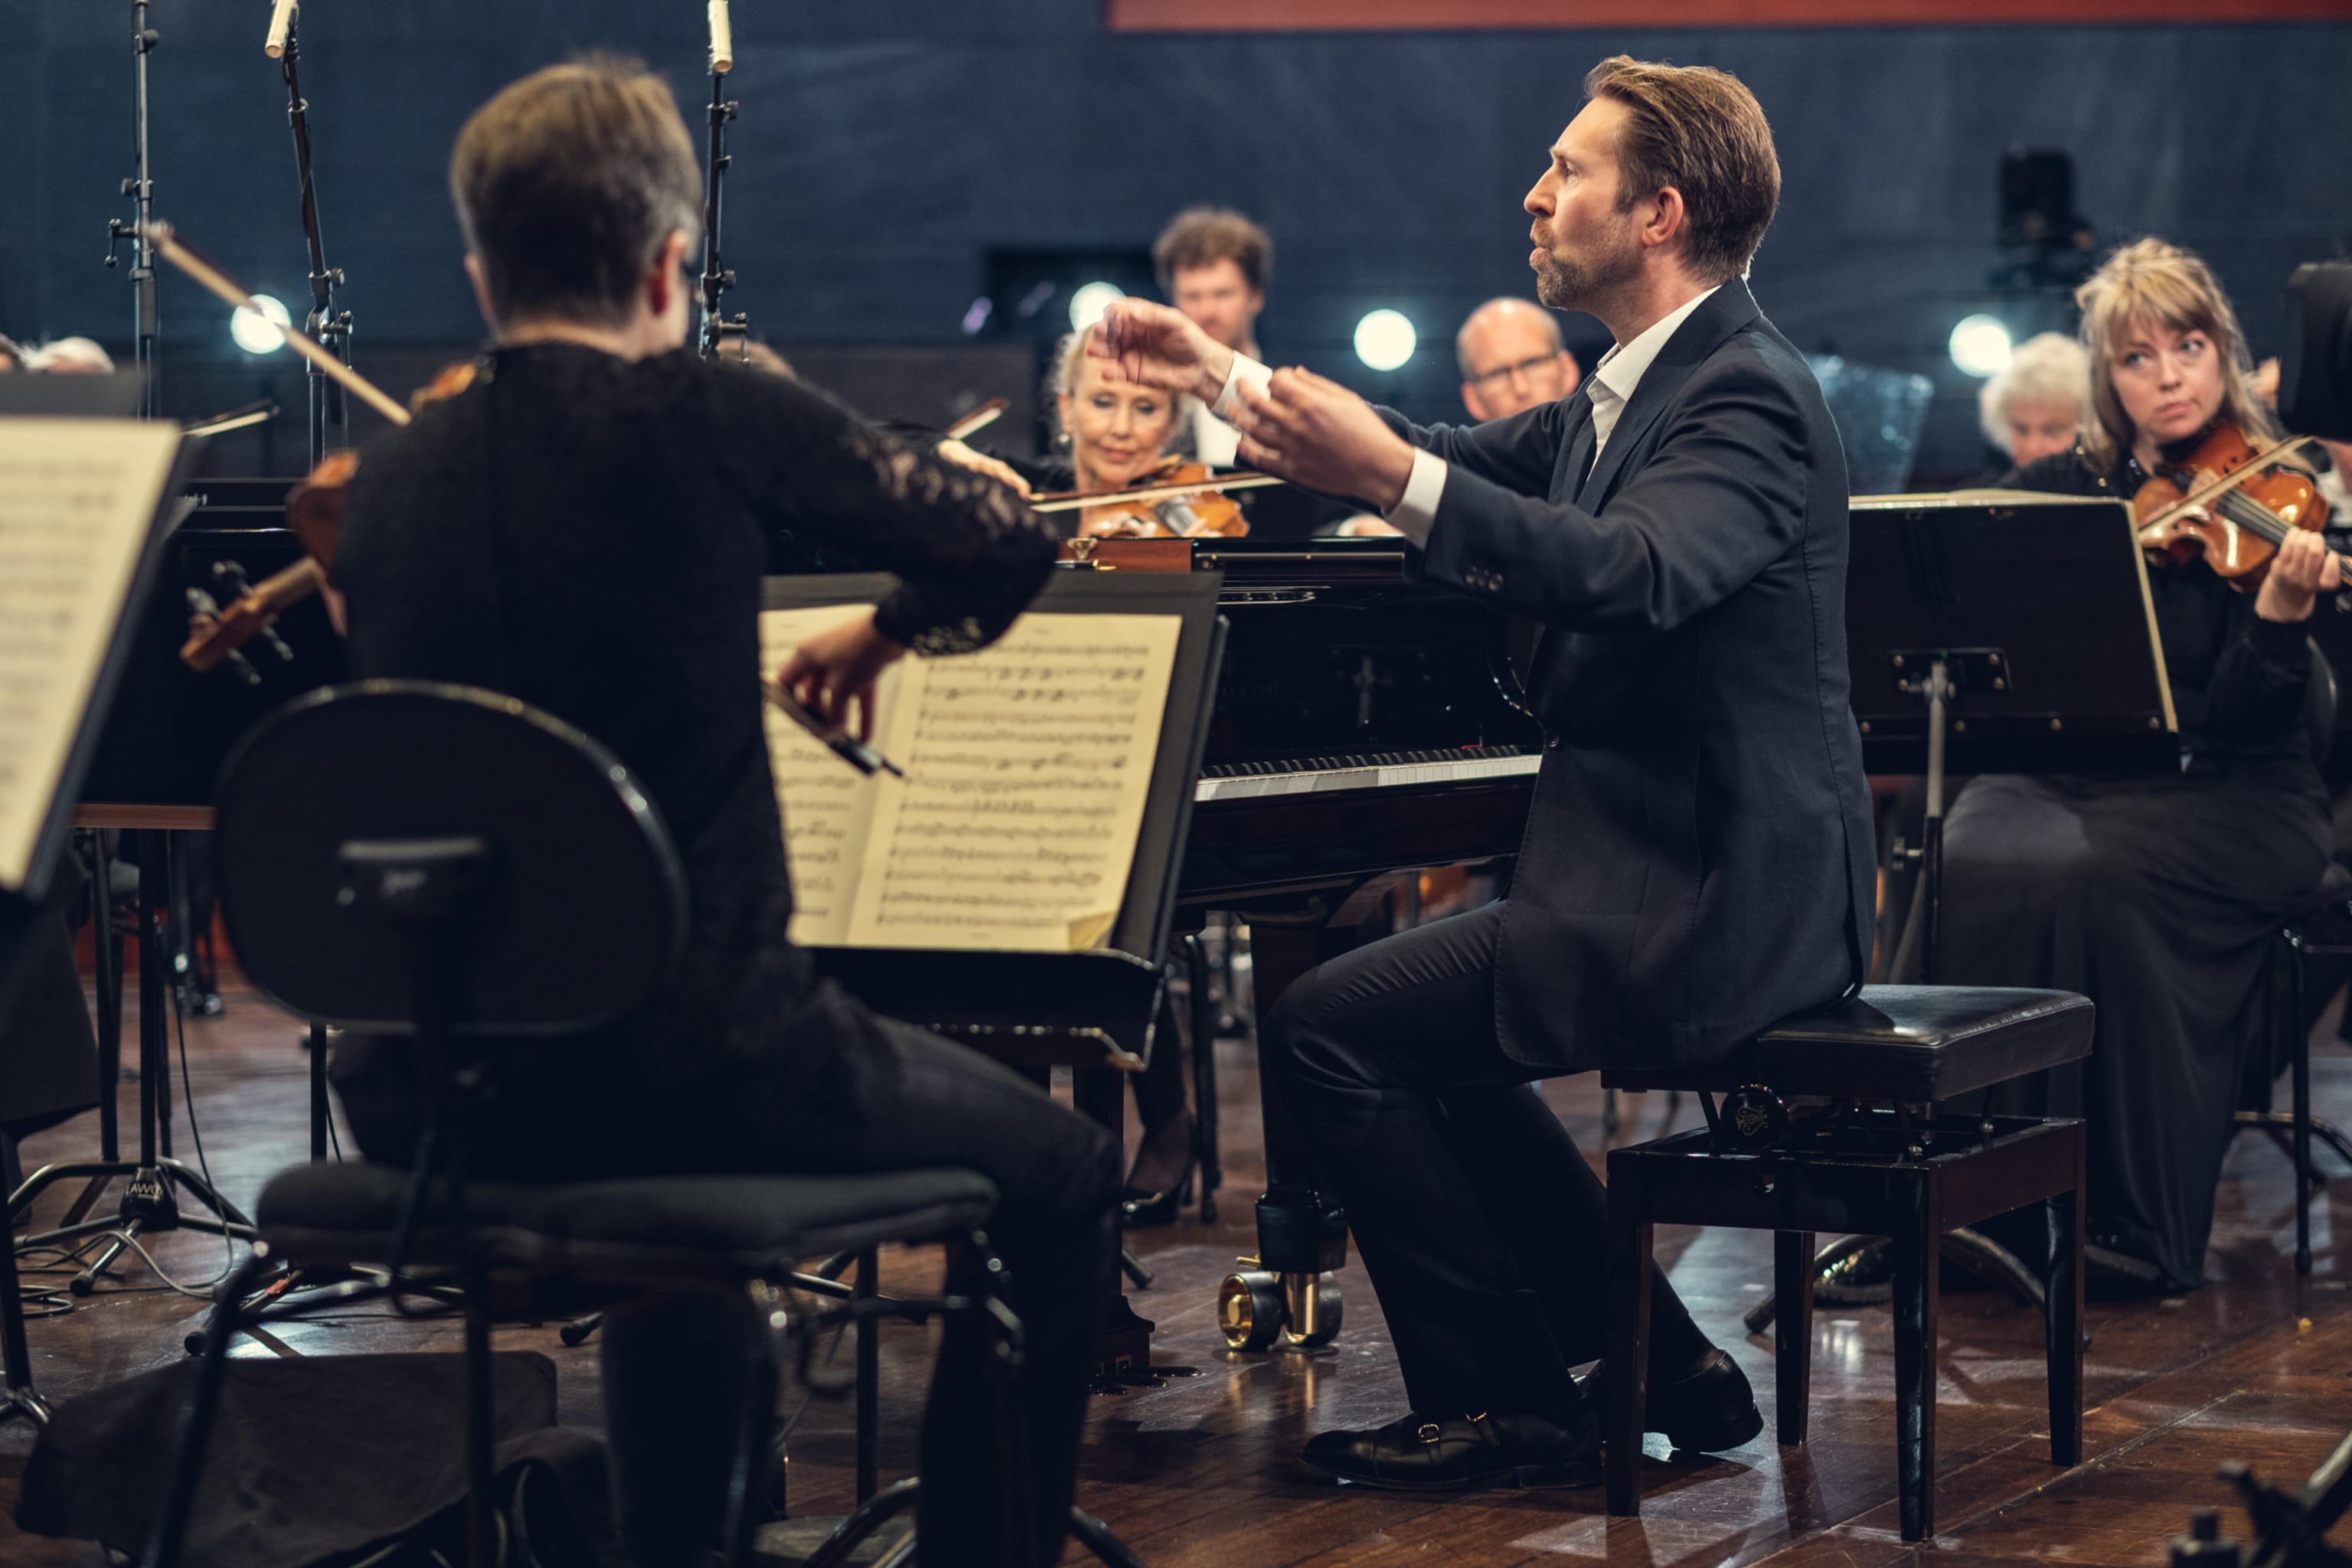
top-left (2307, 635), bottom-right (2341, 769)
top-left (215, 681), bottom-right (688, 1037)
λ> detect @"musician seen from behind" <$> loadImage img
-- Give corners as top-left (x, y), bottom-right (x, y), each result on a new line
top-left (325, 57), bottom-right (1116, 1567)
top-left (1458, 296), bottom-right (1582, 421)
top-left (1975, 329), bottom-right (2090, 480)
top-left (1935, 239), bottom-right (2335, 1290)
top-left (1092, 55), bottom-right (1871, 1488)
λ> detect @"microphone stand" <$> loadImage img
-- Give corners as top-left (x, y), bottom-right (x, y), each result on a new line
top-left (278, 7), bottom-right (351, 468)
top-left (698, 56), bottom-right (749, 358)
top-left (103, 0), bottom-right (162, 419)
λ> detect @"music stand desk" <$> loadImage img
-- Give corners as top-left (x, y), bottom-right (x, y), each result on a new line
top-left (1847, 494), bottom-right (2176, 978)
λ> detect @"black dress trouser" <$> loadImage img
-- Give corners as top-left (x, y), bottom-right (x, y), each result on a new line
top-left (333, 1018), bottom-right (1119, 1568)
top-left (1260, 900), bottom-right (1712, 1416)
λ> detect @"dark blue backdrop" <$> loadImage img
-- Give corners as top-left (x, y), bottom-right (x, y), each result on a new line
top-left (4, 1), bottom-right (2347, 475)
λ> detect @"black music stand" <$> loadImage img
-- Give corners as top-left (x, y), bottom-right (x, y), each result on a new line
top-left (765, 569), bottom-right (1226, 1381)
top-left (0, 390), bottom-right (197, 1427)
top-left (1732, 494), bottom-right (2182, 1327)
top-left (1847, 492), bottom-right (2177, 982)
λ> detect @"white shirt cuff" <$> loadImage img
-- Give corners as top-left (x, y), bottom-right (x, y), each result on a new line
top-left (1210, 354), bottom-right (1272, 423)
top-left (1385, 448), bottom-right (1449, 546)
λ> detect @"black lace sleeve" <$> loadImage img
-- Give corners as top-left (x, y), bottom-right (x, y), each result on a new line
top-left (712, 362), bottom-right (1056, 654)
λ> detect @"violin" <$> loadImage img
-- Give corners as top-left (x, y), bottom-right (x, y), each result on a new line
top-left (181, 361), bottom-right (478, 675)
top-left (149, 221), bottom-right (452, 675)
top-left (2132, 421), bottom-right (2339, 586)
top-left (1030, 456), bottom-right (1276, 540)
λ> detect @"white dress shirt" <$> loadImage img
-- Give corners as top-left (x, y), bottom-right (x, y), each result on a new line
top-left (1205, 285), bottom-right (1724, 547)
top-left (1187, 397), bottom-right (1241, 467)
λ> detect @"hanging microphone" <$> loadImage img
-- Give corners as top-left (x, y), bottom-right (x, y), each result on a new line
top-left (707, 0), bottom-right (733, 74)
top-left (263, 0), bottom-right (297, 58)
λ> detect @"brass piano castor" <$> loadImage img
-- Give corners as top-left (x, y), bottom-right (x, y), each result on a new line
top-left (1217, 1266), bottom-right (1344, 1351)
top-left (1279, 1269), bottom-right (1342, 1349)
top-left (1218, 1269), bottom-right (1285, 1352)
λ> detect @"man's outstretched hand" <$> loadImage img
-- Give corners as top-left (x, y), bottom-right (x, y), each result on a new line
top-left (1233, 368), bottom-right (1418, 514)
top-left (1088, 299), bottom-right (1234, 404)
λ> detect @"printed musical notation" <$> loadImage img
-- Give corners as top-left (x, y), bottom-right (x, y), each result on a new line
top-left (758, 607), bottom-right (1181, 952)
top-left (0, 420), bottom-right (181, 891)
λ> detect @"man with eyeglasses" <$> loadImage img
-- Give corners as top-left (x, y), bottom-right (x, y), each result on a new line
top-left (1457, 296), bottom-right (1581, 421)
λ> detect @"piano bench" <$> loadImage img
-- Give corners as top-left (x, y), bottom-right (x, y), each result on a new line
top-left (1598, 985), bottom-right (2093, 1542)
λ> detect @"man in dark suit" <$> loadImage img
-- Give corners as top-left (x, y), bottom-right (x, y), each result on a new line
top-left (1091, 55), bottom-right (1871, 1489)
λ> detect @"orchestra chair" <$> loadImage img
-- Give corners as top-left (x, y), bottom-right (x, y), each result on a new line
top-left (1601, 985), bottom-right (2092, 1542)
top-left (2235, 639), bottom-right (2352, 1277)
top-left (143, 683), bottom-right (1141, 1568)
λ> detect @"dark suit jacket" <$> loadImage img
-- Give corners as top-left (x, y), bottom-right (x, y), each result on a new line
top-left (1381, 280), bottom-right (1873, 1073)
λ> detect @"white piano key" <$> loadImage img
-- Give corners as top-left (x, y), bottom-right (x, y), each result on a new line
top-left (1194, 753), bottom-right (1540, 803)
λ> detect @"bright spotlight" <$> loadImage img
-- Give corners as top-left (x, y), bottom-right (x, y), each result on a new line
top-left (231, 294), bottom-right (292, 356)
top-left (1354, 309), bottom-right (1417, 372)
top-left (1948, 314), bottom-right (2013, 378)
top-left (1068, 281), bottom-right (1125, 332)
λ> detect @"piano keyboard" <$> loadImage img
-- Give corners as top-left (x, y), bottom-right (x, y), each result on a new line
top-left (1194, 746), bottom-right (1540, 803)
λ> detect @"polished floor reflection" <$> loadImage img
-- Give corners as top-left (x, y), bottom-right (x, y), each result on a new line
top-left (0, 977), bottom-right (2344, 1566)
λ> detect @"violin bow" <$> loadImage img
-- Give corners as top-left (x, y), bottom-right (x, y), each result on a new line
top-left (145, 221), bottom-right (412, 428)
top-left (1029, 470), bottom-right (1283, 515)
top-left (942, 397), bottom-right (1008, 443)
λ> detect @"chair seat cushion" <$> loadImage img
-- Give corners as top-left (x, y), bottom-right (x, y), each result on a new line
top-left (2288, 860), bottom-right (2352, 932)
top-left (1603, 985), bottom-right (2092, 1102)
top-left (257, 1164), bottom-right (999, 1285)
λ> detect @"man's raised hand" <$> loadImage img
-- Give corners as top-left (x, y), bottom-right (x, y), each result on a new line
top-left (1233, 367), bottom-right (1418, 514)
top-left (1088, 299), bottom-right (1234, 404)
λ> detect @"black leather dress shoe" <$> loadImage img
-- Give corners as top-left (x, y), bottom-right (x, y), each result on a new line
top-left (1582, 1349), bottom-right (1765, 1453)
top-left (1300, 1406), bottom-right (1602, 1491)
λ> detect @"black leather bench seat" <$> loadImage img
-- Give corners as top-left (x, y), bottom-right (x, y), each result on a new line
top-left (1603, 985), bottom-right (2093, 1103)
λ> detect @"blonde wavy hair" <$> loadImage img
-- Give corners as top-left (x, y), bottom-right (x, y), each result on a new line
top-left (2076, 237), bottom-right (2278, 470)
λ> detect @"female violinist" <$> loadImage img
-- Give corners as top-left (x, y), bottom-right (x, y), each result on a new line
top-left (943, 332), bottom-right (1247, 545)
top-left (1934, 238), bottom-right (2337, 1289)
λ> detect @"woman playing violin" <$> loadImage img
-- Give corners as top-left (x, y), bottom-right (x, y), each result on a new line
top-left (1932, 238), bottom-right (2337, 1289)
top-left (945, 332), bottom-right (1249, 544)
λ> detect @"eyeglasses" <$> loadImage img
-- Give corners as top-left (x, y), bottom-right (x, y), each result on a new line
top-left (1464, 351), bottom-right (1563, 390)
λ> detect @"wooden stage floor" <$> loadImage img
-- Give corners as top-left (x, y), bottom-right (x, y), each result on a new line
top-left (2, 981), bottom-right (2349, 1566)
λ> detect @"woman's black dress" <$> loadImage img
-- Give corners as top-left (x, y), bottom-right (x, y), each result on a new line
top-left (1941, 447), bottom-right (2333, 1288)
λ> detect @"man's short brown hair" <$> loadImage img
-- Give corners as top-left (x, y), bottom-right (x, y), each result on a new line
top-left (449, 57), bottom-right (702, 327)
top-left (1152, 207), bottom-right (1272, 296)
top-left (1583, 56), bottom-right (1780, 286)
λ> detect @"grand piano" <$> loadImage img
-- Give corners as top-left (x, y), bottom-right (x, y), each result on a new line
top-left (93, 506), bottom-right (1544, 1366)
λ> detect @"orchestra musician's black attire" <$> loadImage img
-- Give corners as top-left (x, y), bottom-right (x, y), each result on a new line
top-left (1258, 279), bottom-right (1873, 1458)
top-left (1941, 446), bottom-right (2332, 1289)
top-left (327, 343), bottom-right (1117, 1567)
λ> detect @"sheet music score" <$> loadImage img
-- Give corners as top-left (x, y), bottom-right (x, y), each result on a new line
top-left (759, 606), bottom-right (1182, 952)
top-left (0, 420), bottom-right (181, 891)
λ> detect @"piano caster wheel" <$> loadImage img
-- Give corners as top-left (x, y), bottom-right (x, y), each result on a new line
top-left (1218, 1270), bottom-right (1285, 1352)
top-left (1280, 1271), bottom-right (1342, 1350)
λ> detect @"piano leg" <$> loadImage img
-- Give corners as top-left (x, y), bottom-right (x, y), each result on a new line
top-left (1216, 918), bottom-right (1359, 1353)
top-left (1072, 1063), bottom-right (1161, 1387)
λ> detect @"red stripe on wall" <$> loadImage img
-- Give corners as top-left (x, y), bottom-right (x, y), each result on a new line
top-left (1108, 0), bottom-right (2352, 29)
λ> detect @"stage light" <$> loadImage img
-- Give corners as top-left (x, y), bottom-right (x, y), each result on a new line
top-left (1949, 314), bottom-right (2013, 378)
top-left (1068, 281), bottom-right (1125, 332)
top-left (231, 293), bottom-right (291, 355)
top-left (1354, 309), bottom-right (1416, 372)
